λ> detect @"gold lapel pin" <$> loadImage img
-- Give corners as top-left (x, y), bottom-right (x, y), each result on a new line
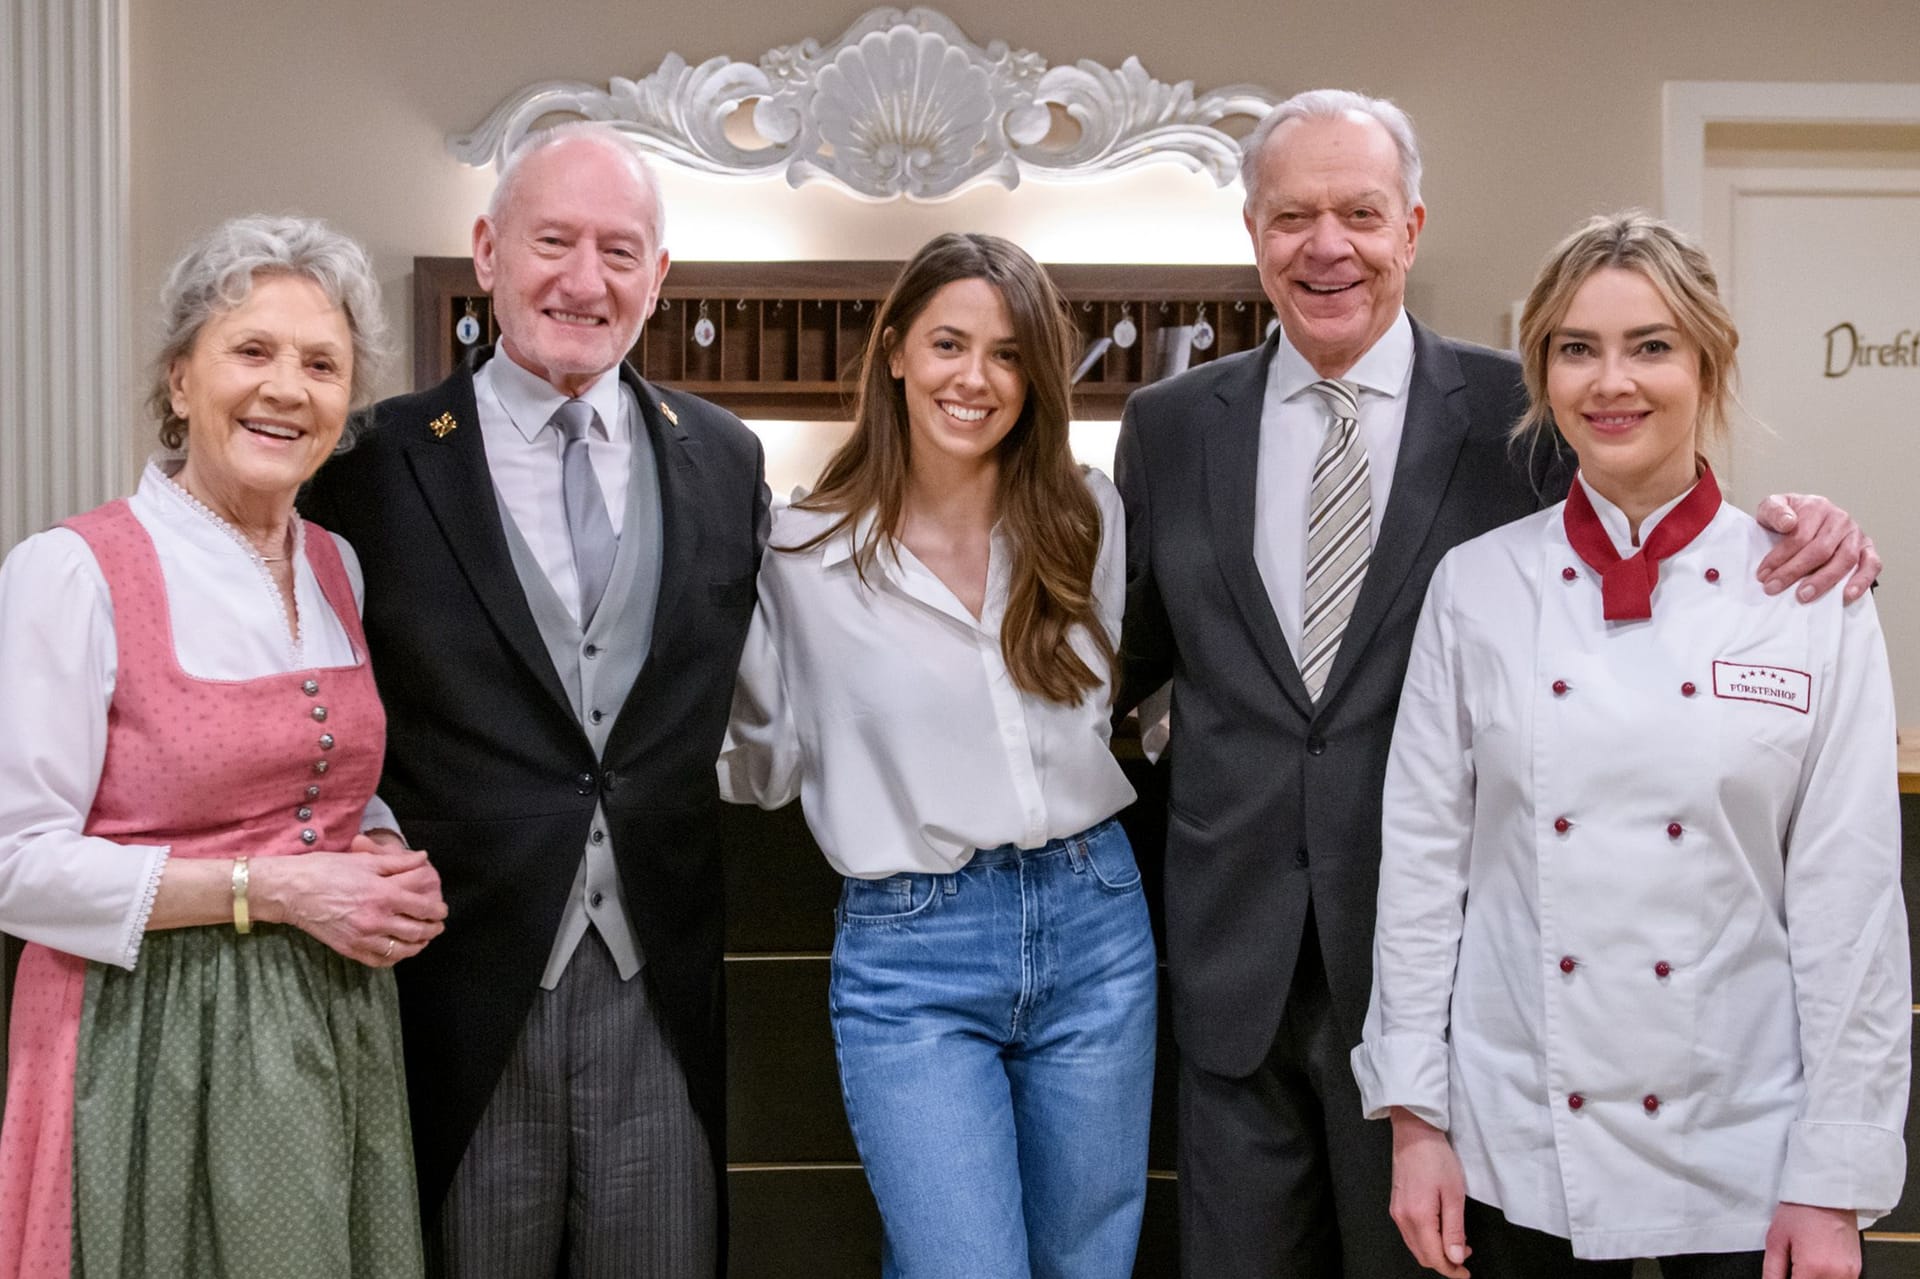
top-left (428, 412), bottom-right (458, 439)
top-left (658, 401), bottom-right (679, 427)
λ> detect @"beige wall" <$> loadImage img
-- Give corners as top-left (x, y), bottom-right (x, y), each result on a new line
top-left (130, 0), bottom-right (1920, 409)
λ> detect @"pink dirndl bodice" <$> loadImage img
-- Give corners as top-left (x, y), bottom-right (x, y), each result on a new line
top-left (0, 500), bottom-right (386, 1278)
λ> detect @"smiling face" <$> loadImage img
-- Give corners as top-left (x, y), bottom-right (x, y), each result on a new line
top-left (473, 137), bottom-right (668, 396)
top-left (1244, 113), bottom-right (1424, 378)
top-left (887, 277), bottom-right (1028, 473)
top-left (1548, 267), bottom-right (1704, 511)
top-left (168, 272), bottom-right (353, 504)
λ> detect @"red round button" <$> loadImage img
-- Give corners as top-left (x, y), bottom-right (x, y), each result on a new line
top-left (1643, 1094), bottom-right (1661, 1113)
top-left (1667, 822), bottom-right (1684, 839)
top-left (1681, 682), bottom-right (1697, 697)
top-left (1561, 566), bottom-right (1577, 581)
top-left (1552, 679), bottom-right (1569, 696)
top-left (1654, 961), bottom-right (1672, 978)
top-left (1553, 816), bottom-right (1572, 835)
top-left (1559, 956), bottom-right (1576, 974)
top-left (1567, 1093), bottom-right (1585, 1111)
top-left (1705, 568), bottom-right (1720, 583)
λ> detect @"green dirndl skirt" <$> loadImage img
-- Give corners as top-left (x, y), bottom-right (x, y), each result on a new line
top-left (69, 924), bottom-right (423, 1277)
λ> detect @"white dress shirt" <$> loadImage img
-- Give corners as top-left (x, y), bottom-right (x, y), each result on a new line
top-left (0, 459), bottom-right (397, 969)
top-left (1352, 478), bottom-right (1909, 1259)
top-left (475, 349), bottom-right (635, 627)
top-left (719, 470), bottom-right (1136, 877)
top-left (1254, 309), bottom-right (1413, 658)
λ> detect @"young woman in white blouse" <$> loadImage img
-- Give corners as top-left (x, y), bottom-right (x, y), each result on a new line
top-left (722, 232), bottom-right (1156, 1278)
top-left (1353, 212), bottom-right (1906, 1279)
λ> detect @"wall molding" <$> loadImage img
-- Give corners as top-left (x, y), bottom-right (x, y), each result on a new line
top-left (1, 0), bottom-right (132, 555)
top-left (449, 6), bottom-right (1277, 201)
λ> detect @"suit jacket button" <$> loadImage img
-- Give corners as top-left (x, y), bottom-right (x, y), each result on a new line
top-left (601, 771), bottom-right (618, 792)
top-left (576, 772), bottom-right (595, 795)
top-left (1294, 848), bottom-right (1309, 868)
top-left (1305, 735), bottom-right (1325, 756)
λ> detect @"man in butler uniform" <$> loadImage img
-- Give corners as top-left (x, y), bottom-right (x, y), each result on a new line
top-left (302, 122), bottom-right (767, 1276)
top-left (1113, 89), bottom-right (1878, 1278)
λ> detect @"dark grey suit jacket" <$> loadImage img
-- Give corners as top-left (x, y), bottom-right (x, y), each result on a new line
top-left (1115, 318), bottom-right (1571, 1079)
top-left (300, 350), bottom-right (769, 1223)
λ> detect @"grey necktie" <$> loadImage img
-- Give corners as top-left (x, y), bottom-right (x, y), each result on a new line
top-left (1300, 379), bottom-right (1371, 701)
top-left (552, 398), bottom-right (618, 625)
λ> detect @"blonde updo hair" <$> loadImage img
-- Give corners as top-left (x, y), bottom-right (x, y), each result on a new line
top-left (1513, 211), bottom-right (1739, 453)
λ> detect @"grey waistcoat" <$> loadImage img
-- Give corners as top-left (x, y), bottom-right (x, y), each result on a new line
top-left (492, 395), bottom-right (664, 988)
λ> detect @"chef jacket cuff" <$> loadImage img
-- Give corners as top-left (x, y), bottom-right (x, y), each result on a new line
top-left (1778, 1120), bottom-right (1906, 1221)
top-left (1350, 1034), bottom-right (1450, 1129)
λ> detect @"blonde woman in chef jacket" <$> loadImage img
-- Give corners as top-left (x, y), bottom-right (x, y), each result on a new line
top-left (1353, 211), bottom-right (1907, 1279)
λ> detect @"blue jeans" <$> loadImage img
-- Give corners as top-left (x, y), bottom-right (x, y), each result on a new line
top-left (829, 818), bottom-right (1158, 1279)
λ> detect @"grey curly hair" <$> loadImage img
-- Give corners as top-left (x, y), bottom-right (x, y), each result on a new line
top-left (148, 214), bottom-right (389, 451)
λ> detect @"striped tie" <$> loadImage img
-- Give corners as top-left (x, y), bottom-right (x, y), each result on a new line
top-left (1300, 379), bottom-right (1370, 701)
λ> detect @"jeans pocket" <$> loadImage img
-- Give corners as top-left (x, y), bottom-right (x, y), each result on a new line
top-left (1077, 823), bottom-right (1143, 894)
top-left (837, 873), bottom-right (941, 926)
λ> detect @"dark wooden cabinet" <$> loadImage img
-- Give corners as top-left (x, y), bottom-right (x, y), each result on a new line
top-left (414, 257), bottom-right (1268, 421)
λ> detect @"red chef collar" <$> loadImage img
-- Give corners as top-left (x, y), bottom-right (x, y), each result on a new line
top-left (1562, 465), bottom-right (1722, 621)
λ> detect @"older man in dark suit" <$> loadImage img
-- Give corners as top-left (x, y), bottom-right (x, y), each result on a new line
top-left (1114, 89), bottom-right (1876, 1278)
top-left (302, 122), bottom-right (766, 1276)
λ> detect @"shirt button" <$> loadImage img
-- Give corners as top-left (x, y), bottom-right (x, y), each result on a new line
top-left (1667, 821), bottom-right (1684, 840)
top-left (1553, 816), bottom-right (1572, 835)
top-left (589, 709), bottom-right (604, 724)
top-left (1680, 682), bottom-right (1696, 697)
top-left (300, 828), bottom-right (317, 845)
top-left (1567, 1093), bottom-right (1585, 1111)
top-left (1306, 734), bottom-right (1326, 756)
top-left (311, 706), bottom-right (328, 722)
top-left (1654, 960), bottom-right (1672, 978)
top-left (591, 829), bottom-right (606, 845)
top-left (296, 806), bottom-right (313, 820)
top-left (302, 679), bottom-right (319, 696)
top-left (584, 644), bottom-right (599, 658)
top-left (1561, 566), bottom-right (1577, 581)
top-left (1705, 568), bottom-right (1720, 583)
top-left (1559, 956), bottom-right (1576, 974)
top-left (1551, 679), bottom-right (1569, 696)
top-left (319, 733), bottom-right (335, 750)
top-left (1643, 1094), bottom-right (1661, 1113)
top-left (589, 890), bottom-right (605, 909)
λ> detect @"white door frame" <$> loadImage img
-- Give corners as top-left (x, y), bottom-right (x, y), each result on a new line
top-left (1661, 80), bottom-right (1920, 233)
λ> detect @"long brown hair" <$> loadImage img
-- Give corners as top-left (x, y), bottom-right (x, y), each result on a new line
top-left (790, 232), bottom-right (1112, 705)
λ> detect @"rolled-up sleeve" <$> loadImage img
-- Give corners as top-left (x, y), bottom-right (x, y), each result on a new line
top-left (1351, 552), bottom-right (1476, 1130)
top-left (0, 530), bottom-right (169, 968)
top-left (1775, 592), bottom-right (1909, 1221)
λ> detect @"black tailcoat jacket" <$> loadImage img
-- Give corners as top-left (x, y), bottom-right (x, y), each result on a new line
top-left (1115, 319), bottom-right (1572, 1079)
top-left (300, 351), bottom-right (769, 1219)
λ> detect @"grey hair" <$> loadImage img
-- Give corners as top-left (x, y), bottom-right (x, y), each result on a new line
top-left (148, 214), bottom-right (389, 452)
top-left (485, 121), bottom-right (667, 252)
top-left (1240, 89), bottom-right (1424, 215)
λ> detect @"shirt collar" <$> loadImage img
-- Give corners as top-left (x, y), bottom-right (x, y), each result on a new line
top-left (486, 349), bottom-right (628, 445)
top-left (1267, 308), bottom-right (1414, 407)
top-left (1574, 472), bottom-right (1695, 557)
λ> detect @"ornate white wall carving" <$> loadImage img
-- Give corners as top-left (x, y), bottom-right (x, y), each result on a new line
top-left (1, 0), bottom-right (131, 554)
top-left (449, 7), bottom-right (1277, 201)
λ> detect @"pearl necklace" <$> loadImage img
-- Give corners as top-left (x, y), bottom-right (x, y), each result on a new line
top-left (158, 466), bottom-right (306, 661)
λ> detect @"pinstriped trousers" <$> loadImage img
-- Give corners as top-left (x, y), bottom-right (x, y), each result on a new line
top-left (426, 928), bottom-right (717, 1278)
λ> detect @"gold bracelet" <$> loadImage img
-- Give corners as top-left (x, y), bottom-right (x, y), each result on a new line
top-left (231, 857), bottom-right (252, 934)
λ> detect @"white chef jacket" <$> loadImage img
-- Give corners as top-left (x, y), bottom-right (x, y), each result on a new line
top-left (718, 469), bottom-right (1135, 877)
top-left (0, 459), bottom-right (398, 969)
top-left (1352, 478), bottom-right (1909, 1260)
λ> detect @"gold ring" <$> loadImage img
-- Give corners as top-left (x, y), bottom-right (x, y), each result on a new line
top-left (383, 938), bottom-right (396, 959)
